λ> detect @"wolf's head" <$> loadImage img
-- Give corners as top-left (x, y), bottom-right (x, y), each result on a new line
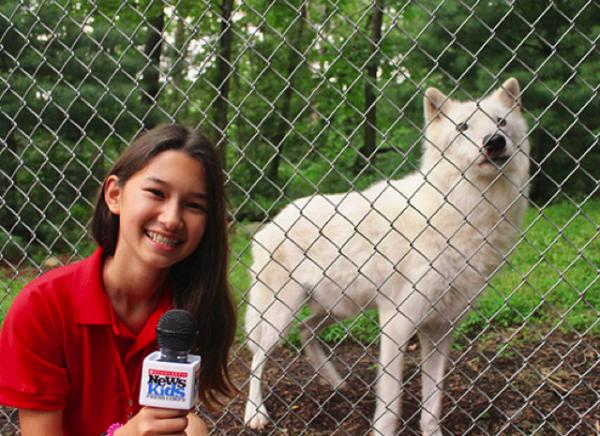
top-left (421, 78), bottom-right (530, 185)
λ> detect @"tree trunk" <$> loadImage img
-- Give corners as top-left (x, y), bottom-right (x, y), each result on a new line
top-left (171, 15), bottom-right (188, 110)
top-left (213, 0), bottom-right (235, 169)
top-left (353, 0), bottom-right (384, 175)
top-left (141, 8), bottom-right (165, 128)
top-left (267, 2), bottom-right (308, 184)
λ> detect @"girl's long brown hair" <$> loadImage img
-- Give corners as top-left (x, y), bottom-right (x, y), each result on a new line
top-left (92, 124), bottom-right (236, 408)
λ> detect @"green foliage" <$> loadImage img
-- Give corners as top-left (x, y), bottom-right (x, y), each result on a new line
top-left (1, 0), bottom-right (597, 261)
top-left (0, 1), bottom-right (150, 260)
top-left (0, 232), bottom-right (27, 265)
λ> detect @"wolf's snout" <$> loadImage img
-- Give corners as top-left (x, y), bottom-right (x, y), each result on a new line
top-left (483, 134), bottom-right (506, 155)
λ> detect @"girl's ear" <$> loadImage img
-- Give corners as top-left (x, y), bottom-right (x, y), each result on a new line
top-left (104, 175), bottom-right (122, 215)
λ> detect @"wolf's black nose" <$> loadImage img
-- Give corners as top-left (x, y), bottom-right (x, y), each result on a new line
top-left (483, 134), bottom-right (506, 154)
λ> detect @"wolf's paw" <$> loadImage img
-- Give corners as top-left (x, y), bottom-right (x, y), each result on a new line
top-left (372, 417), bottom-right (397, 436)
top-left (244, 403), bottom-right (270, 431)
top-left (333, 378), bottom-right (348, 390)
top-left (421, 419), bottom-right (443, 436)
top-left (246, 413), bottom-right (269, 430)
top-left (317, 375), bottom-right (347, 390)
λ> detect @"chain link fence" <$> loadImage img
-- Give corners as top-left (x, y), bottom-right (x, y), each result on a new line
top-left (1, 0), bottom-right (599, 434)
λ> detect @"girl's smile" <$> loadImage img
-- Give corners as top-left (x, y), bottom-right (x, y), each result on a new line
top-left (145, 230), bottom-right (182, 249)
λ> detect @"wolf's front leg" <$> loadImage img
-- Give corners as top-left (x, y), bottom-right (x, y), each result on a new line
top-left (418, 327), bottom-right (453, 436)
top-left (372, 308), bottom-right (415, 436)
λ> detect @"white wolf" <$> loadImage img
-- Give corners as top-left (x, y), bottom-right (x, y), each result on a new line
top-left (244, 78), bottom-right (530, 436)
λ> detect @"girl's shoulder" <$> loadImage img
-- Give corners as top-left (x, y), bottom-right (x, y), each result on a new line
top-left (12, 249), bottom-right (103, 317)
top-left (26, 254), bottom-right (94, 292)
top-left (27, 257), bottom-right (86, 287)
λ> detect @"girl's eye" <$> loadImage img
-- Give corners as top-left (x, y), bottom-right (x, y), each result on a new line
top-left (497, 117), bottom-right (507, 127)
top-left (456, 122), bottom-right (469, 132)
top-left (187, 202), bottom-right (207, 212)
top-left (146, 188), bottom-right (164, 198)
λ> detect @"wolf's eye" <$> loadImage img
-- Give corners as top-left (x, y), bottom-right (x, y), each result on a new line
top-left (456, 122), bottom-right (469, 132)
top-left (497, 117), bottom-right (507, 127)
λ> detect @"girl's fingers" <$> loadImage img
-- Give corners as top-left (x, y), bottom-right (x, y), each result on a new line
top-left (122, 407), bottom-right (189, 435)
top-left (143, 406), bottom-right (189, 419)
top-left (151, 415), bottom-right (188, 434)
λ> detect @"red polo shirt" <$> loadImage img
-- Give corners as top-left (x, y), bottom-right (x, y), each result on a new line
top-left (0, 248), bottom-right (172, 436)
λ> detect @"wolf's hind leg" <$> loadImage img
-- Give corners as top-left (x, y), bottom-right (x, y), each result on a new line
top-left (300, 312), bottom-right (347, 389)
top-left (244, 281), bottom-right (305, 429)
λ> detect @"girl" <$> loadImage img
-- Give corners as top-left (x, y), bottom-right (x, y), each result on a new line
top-left (0, 124), bottom-right (237, 435)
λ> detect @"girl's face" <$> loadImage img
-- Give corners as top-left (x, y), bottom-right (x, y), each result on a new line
top-left (104, 150), bottom-right (209, 273)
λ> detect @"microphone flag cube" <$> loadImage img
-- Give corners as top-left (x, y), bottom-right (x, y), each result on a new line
top-left (139, 351), bottom-right (201, 410)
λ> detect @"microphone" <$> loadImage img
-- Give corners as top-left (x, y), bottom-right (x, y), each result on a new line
top-left (139, 309), bottom-right (201, 410)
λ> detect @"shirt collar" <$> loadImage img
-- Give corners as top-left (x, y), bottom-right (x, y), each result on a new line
top-left (73, 247), bottom-right (113, 325)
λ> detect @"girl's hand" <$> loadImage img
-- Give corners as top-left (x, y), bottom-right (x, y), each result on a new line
top-left (115, 407), bottom-right (188, 436)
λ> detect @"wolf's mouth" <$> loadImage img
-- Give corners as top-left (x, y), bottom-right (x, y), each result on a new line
top-left (481, 156), bottom-right (510, 166)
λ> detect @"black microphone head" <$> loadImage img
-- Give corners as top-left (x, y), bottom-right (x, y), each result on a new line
top-left (156, 309), bottom-right (198, 354)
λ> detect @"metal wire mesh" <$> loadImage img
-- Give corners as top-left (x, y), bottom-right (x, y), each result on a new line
top-left (1, 0), bottom-right (598, 434)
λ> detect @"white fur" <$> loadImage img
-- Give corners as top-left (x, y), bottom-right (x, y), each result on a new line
top-left (244, 78), bottom-right (530, 435)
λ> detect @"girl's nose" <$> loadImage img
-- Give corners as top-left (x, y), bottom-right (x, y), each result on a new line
top-left (159, 201), bottom-right (183, 230)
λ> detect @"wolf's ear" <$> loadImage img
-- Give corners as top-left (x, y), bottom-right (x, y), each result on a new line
top-left (494, 77), bottom-right (521, 109)
top-left (424, 87), bottom-right (447, 123)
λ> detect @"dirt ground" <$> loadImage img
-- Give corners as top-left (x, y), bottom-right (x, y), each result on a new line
top-left (202, 330), bottom-right (600, 435)
top-left (1, 330), bottom-right (597, 435)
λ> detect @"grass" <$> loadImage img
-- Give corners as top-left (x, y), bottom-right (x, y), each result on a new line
top-left (0, 274), bottom-right (29, 322)
top-left (1, 199), bottom-right (598, 345)
top-left (457, 197), bottom-right (599, 339)
top-left (228, 225), bottom-right (254, 341)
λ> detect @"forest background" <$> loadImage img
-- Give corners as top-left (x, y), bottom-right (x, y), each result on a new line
top-left (0, 0), bottom-right (597, 264)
